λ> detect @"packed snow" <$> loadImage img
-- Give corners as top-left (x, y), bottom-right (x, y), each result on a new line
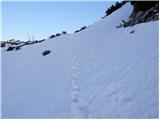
top-left (2, 3), bottom-right (159, 118)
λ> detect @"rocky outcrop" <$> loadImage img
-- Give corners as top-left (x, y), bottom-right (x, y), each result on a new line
top-left (2, 39), bottom-right (46, 52)
top-left (130, 1), bottom-right (158, 18)
top-left (123, 1), bottom-right (159, 28)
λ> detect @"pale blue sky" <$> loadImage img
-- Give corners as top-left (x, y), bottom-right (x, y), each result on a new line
top-left (2, 1), bottom-right (116, 41)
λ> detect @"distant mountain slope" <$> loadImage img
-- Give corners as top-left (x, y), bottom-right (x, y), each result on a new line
top-left (2, 3), bottom-right (159, 118)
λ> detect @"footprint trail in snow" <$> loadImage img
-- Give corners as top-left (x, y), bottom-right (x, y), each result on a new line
top-left (70, 56), bottom-right (86, 118)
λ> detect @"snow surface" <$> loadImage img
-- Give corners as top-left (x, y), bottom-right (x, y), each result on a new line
top-left (2, 3), bottom-right (159, 118)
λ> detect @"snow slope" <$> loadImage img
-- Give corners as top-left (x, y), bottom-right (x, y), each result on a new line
top-left (2, 3), bottom-right (159, 118)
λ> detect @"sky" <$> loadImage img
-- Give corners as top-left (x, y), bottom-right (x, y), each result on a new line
top-left (2, 1), bottom-right (116, 41)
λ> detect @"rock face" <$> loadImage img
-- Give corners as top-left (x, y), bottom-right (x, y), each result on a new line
top-left (123, 1), bottom-right (159, 27)
top-left (130, 1), bottom-right (158, 17)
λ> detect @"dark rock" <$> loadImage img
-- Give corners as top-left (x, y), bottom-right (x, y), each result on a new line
top-left (75, 30), bottom-right (80, 33)
top-left (102, 16), bottom-right (106, 19)
top-left (123, 20), bottom-right (131, 28)
top-left (6, 46), bottom-right (15, 51)
top-left (123, 2), bottom-right (159, 28)
top-left (130, 30), bottom-right (135, 34)
top-left (1, 42), bottom-right (5, 47)
top-left (131, 1), bottom-right (158, 12)
top-left (116, 23), bottom-right (123, 28)
top-left (15, 46), bottom-right (21, 50)
top-left (42, 50), bottom-right (51, 56)
top-left (10, 41), bottom-right (20, 45)
top-left (62, 31), bottom-right (67, 34)
top-left (146, 13), bottom-right (159, 22)
top-left (39, 39), bottom-right (45, 42)
top-left (80, 26), bottom-right (87, 30)
top-left (75, 26), bottom-right (87, 33)
top-left (49, 35), bottom-right (55, 39)
top-left (55, 33), bottom-right (61, 37)
top-left (25, 41), bottom-right (32, 45)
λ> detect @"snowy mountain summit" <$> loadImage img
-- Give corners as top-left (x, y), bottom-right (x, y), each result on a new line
top-left (2, 2), bottom-right (159, 118)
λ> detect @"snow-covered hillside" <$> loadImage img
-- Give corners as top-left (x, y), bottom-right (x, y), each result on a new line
top-left (2, 3), bottom-right (159, 118)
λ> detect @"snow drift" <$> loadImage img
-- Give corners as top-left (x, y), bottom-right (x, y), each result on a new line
top-left (2, 3), bottom-right (159, 118)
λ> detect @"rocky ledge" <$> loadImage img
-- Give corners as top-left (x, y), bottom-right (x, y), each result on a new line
top-left (123, 1), bottom-right (159, 27)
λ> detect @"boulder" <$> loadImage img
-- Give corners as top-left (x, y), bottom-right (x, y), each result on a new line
top-left (130, 30), bottom-right (135, 34)
top-left (6, 46), bottom-right (15, 51)
top-left (42, 50), bottom-right (51, 56)
top-left (15, 46), bottom-right (21, 50)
